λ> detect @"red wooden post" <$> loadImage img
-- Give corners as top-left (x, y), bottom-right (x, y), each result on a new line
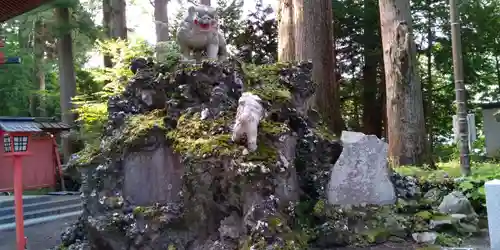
top-left (13, 155), bottom-right (26, 250)
top-left (4, 132), bottom-right (31, 250)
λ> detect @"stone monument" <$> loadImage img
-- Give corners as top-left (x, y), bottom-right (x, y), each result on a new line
top-left (176, 4), bottom-right (228, 63)
top-left (327, 131), bottom-right (396, 205)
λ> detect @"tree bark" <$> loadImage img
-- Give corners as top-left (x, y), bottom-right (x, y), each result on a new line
top-left (102, 0), bottom-right (113, 67)
top-left (362, 0), bottom-right (382, 137)
top-left (102, 0), bottom-right (127, 67)
top-left (110, 0), bottom-right (127, 39)
top-left (378, 0), bottom-right (428, 166)
top-left (307, 0), bottom-right (344, 135)
top-left (154, 0), bottom-right (169, 42)
top-left (293, 0), bottom-right (308, 61)
top-left (424, 0), bottom-right (436, 168)
top-left (33, 19), bottom-right (46, 117)
top-left (277, 0), bottom-right (295, 62)
top-left (55, 7), bottom-right (77, 162)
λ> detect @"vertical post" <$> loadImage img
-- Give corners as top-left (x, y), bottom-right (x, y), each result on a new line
top-left (449, 0), bottom-right (470, 176)
top-left (52, 136), bottom-right (66, 191)
top-left (13, 155), bottom-right (26, 250)
top-left (485, 180), bottom-right (500, 249)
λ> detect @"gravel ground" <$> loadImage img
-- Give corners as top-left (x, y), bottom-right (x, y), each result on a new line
top-left (0, 216), bottom-right (78, 250)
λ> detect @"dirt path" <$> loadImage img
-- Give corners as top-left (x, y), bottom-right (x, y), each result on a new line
top-left (0, 216), bottom-right (78, 250)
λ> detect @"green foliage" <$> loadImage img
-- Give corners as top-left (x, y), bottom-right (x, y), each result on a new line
top-left (397, 162), bottom-right (499, 213)
top-left (73, 38), bottom-right (154, 142)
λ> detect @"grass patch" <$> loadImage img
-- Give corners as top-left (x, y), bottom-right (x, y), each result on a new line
top-left (23, 187), bottom-right (54, 195)
top-left (397, 161), bottom-right (500, 213)
top-left (396, 161), bottom-right (499, 180)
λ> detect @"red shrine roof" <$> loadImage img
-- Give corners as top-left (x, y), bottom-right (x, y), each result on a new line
top-left (0, 0), bottom-right (53, 23)
top-left (0, 117), bottom-right (70, 133)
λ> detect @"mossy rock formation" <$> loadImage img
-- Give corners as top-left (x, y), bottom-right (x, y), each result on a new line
top-left (68, 60), bottom-right (342, 250)
top-left (58, 60), bottom-right (488, 250)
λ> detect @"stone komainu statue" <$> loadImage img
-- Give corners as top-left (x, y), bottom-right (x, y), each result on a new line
top-left (176, 4), bottom-right (228, 62)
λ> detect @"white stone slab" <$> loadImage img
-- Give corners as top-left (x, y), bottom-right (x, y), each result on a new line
top-left (485, 179), bottom-right (500, 250)
top-left (327, 131), bottom-right (396, 205)
top-left (340, 131), bottom-right (366, 144)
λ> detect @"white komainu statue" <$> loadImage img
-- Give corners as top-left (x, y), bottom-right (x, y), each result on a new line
top-left (232, 92), bottom-right (265, 153)
top-left (176, 4), bottom-right (228, 63)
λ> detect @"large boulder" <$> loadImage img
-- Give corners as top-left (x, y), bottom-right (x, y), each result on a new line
top-left (327, 131), bottom-right (396, 205)
top-left (65, 60), bottom-right (342, 250)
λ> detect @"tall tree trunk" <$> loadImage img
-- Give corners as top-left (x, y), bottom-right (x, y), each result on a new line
top-left (362, 0), bottom-right (382, 137)
top-left (277, 0), bottom-right (295, 62)
top-left (154, 0), bottom-right (169, 42)
top-left (55, 7), bottom-right (77, 163)
top-left (449, 0), bottom-right (470, 175)
top-left (33, 19), bottom-right (46, 117)
top-left (200, 0), bottom-right (211, 6)
top-left (102, 0), bottom-right (113, 67)
top-left (293, 0), bottom-right (308, 61)
top-left (110, 0), bottom-right (127, 39)
top-left (306, 0), bottom-right (344, 135)
top-left (378, 0), bottom-right (428, 166)
top-left (495, 56), bottom-right (500, 93)
top-left (379, 69), bottom-right (387, 138)
top-left (424, 1), bottom-right (436, 167)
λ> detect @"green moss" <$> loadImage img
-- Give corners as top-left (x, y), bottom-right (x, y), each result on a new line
top-left (260, 120), bottom-right (290, 136)
top-left (132, 205), bottom-right (162, 219)
top-left (76, 110), bottom-right (166, 166)
top-left (167, 110), bottom-right (288, 166)
top-left (76, 141), bottom-right (101, 164)
top-left (312, 123), bottom-right (338, 141)
top-left (415, 211), bottom-right (433, 220)
top-left (122, 110), bottom-right (166, 142)
top-left (312, 199), bottom-right (326, 215)
top-left (167, 112), bottom-right (238, 158)
top-left (416, 246), bottom-right (441, 250)
top-left (431, 214), bottom-right (453, 221)
top-left (133, 206), bottom-right (146, 215)
top-left (435, 233), bottom-right (462, 246)
top-left (360, 228), bottom-right (390, 244)
top-left (245, 142), bottom-right (278, 162)
top-left (243, 63), bottom-right (293, 104)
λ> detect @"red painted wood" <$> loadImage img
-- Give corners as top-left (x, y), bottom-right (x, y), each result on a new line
top-left (0, 0), bottom-right (52, 23)
top-left (13, 155), bottom-right (26, 250)
top-left (0, 133), bottom-right (57, 192)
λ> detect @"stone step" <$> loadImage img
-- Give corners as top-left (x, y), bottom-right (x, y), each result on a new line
top-left (0, 195), bottom-right (52, 208)
top-left (0, 196), bottom-right (81, 217)
top-left (0, 210), bottom-right (81, 232)
top-left (0, 203), bottom-right (82, 225)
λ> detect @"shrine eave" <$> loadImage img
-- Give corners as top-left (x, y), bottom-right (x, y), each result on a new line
top-left (0, 0), bottom-right (53, 23)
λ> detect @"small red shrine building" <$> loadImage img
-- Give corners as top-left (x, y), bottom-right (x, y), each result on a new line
top-left (0, 117), bottom-right (70, 192)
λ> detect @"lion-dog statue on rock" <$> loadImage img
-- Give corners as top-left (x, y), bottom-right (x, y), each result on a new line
top-left (176, 4), bottom-right (228, 63)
